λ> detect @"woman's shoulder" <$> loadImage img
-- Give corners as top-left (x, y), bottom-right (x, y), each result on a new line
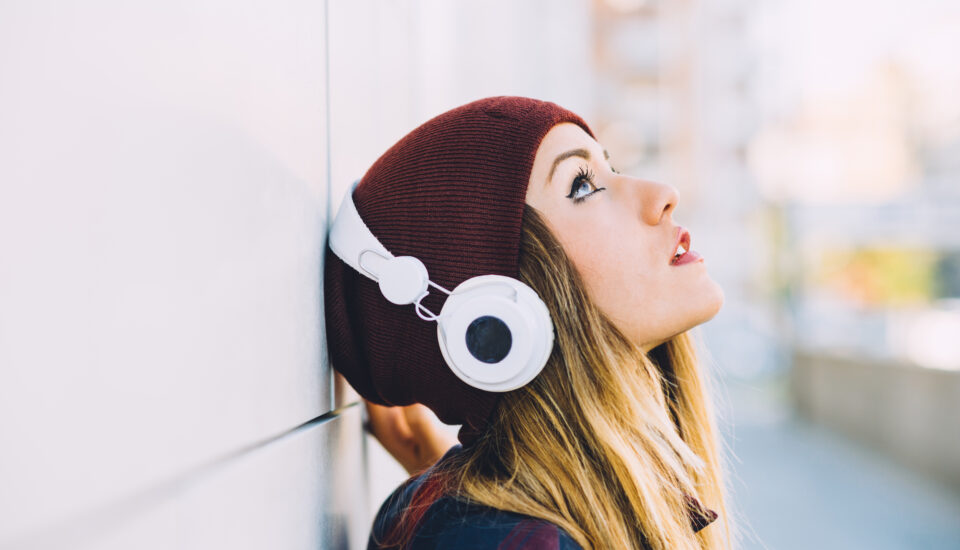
top-left (368, 445), bottom-right (583, 550)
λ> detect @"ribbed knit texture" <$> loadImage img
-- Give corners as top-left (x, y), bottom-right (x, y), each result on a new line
top-left (324, 96), bottom-right (595, 445)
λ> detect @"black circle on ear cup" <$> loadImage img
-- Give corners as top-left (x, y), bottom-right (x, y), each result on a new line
top-left (464, 315), bottom-right (512, 363)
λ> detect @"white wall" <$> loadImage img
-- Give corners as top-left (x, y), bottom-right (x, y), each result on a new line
top-left (0, 1), bottom-right (359, 548)
top-left (1, 1), bottom-right (594, 548)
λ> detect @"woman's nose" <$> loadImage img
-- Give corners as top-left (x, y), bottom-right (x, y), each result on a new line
top-left (634, 178), bottom-right (679, 225)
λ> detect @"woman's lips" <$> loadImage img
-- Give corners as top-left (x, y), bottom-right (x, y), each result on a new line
top-left (672, 249), bottom-right (703, 265)
top-left (670, 226), bottom-right (704, 266)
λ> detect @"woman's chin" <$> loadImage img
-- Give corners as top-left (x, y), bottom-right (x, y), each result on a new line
top-left (706, 279), bottom-right (725, 318)
top-left (687, 280), bottom-right (725, 329)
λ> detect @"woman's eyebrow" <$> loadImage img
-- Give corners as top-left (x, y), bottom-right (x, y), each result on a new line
top-left (548, 148), bottom-right (611, 185)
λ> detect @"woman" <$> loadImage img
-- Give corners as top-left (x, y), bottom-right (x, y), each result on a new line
top-left (324, 96), bottom-right (731, 549)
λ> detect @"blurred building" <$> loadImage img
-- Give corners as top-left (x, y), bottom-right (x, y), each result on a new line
top-left (746, 0), bottom-right (960, 492)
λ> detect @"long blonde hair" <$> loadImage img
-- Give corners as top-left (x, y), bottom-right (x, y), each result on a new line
top-left (383, 204), bottom-right (733, 549)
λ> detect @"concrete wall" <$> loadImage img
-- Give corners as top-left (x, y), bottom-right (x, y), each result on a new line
top-left (0, 1), bottom-right (594, 548)
top-left (791, 350), bottom-right (960, 492)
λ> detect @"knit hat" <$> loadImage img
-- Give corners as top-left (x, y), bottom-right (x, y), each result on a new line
top-left (324, 96), bottom-right (596, 445)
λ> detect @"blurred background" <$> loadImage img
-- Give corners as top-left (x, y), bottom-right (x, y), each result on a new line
top-left (1, 0), bottom-right (958, 549)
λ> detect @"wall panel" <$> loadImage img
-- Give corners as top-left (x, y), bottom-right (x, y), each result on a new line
top-left (0, 1), bottom-right (333, 544)
top-left (6, 406), bottom-right (367, 550)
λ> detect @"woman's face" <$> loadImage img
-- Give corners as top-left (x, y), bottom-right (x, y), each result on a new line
top-left (525, 122), bottom-right (724, 352)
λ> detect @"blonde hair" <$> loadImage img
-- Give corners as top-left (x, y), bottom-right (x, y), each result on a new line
top-left (382, 204), bottom-right (733, 549)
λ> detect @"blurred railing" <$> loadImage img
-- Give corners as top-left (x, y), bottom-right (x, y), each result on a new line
top-left (791, 350), bottom-right (960, 492)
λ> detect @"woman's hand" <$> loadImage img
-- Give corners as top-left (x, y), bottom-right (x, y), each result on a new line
top-left (363, 400), bottom-right (457, 475)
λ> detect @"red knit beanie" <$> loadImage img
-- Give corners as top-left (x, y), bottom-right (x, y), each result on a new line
top-left (324, 96), bottom-right (596, 446)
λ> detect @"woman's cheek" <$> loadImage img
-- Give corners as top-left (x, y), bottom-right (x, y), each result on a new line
top-left (557, 228), bottom-right (607, 272)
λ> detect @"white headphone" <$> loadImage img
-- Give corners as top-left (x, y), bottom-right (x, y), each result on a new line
top-left (327, 179), bottom-right (555, 392)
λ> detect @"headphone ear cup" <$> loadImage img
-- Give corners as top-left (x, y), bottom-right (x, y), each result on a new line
top-left (436, 275), bottom-right (554, 392)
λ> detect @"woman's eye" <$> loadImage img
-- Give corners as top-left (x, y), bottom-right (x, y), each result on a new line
top-left (566, 166), bottom-right (605, 204)
top-left (570, 178), bottom-right (593, 200)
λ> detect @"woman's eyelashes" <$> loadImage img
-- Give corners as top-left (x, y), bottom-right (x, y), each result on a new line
top-left (566, 165), bottom-right (607, 204)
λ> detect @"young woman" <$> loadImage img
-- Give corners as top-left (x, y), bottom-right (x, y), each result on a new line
top-left (325, 96), bottom-right (731, 550)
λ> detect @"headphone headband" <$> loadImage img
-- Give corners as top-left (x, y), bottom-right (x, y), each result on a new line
top-left (328, 179), bottom-right (392, 283)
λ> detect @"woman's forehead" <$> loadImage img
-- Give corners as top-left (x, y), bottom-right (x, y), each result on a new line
top-left (535, 123), bottom-right (608, 172)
